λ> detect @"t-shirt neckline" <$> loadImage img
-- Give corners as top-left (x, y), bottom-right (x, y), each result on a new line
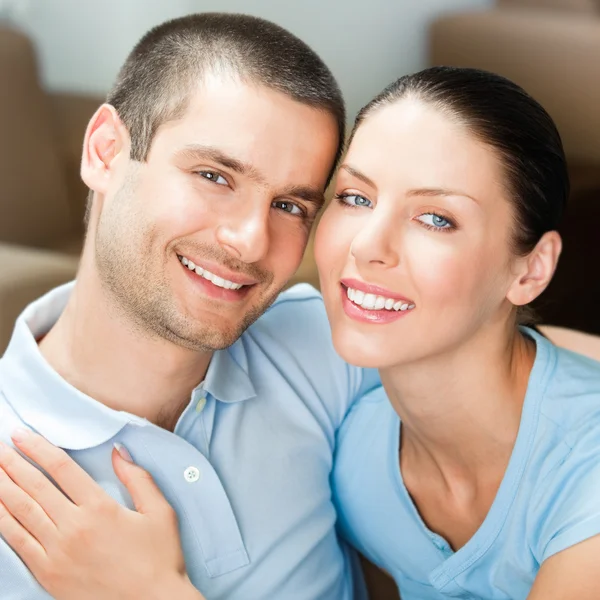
top-left (386, 328), bottom-right (556, 590)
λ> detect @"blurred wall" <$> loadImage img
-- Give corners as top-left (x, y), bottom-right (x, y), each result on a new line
top-left (14, 0), bottom-right (493, 119)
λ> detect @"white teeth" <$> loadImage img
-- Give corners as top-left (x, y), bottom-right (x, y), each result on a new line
top-left (345, 286), bottom-right (415, 312)
top-left (178, 255), bottom-right (244, 291)
top-left (362, 293), bottom-right (376, 310)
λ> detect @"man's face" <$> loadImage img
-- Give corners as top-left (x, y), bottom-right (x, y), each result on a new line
top-left (90, 76), bottom-right (339, 351)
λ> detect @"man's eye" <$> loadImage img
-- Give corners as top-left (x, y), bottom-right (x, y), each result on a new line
top-left (197, 171), bottom-right (228, 186)
top-left (272, 200), bottom-right (303, 216)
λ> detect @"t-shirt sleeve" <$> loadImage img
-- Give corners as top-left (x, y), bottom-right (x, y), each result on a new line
top-left (530, 427), bottom-right (600, 563)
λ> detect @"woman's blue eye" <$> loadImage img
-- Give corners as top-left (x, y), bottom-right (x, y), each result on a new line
top-left (417, 213), bottom-right (453, 229)
top-left (198, 171), bottom-right (228, 186)
top-left (336, 193), bottom-right (373, 208)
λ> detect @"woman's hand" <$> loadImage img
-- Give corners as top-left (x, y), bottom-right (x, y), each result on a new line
top-left (0, 429), bottom-right (204, 600)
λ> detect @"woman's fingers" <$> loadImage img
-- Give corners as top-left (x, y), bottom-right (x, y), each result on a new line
top-left (112, 446), bottom-right (175, 516)
top-left (0, 441), bottom-right (73, 523)
top-left (10, 429), bottom-right (109, 507)
top-left (0, 496), bottom-right (49, 570)
top-left (0, 466), bottom-right (57, 548)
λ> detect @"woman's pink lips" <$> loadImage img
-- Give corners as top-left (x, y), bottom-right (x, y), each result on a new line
top-left (339, 285), bottom-right (414, 324)
top-left (340, 277), bottom-right (414, 304)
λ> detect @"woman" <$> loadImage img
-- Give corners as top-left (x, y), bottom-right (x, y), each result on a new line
top-left (1, 67), bottom-right (600, 599)
top-left (320, 67), bottom-right (600, 599)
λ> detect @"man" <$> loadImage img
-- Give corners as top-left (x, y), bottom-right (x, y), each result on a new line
top-left (0, 13), bottom-right (377, 599)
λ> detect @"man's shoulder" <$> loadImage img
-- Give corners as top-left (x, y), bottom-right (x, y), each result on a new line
top-left (0, 365), bottom-right (26, 444)
top-left (248, 283), bottom-right (330, 343)
top-left (268, 283), bottom-right (326, 314)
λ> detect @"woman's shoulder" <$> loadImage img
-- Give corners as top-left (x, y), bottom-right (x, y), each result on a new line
top-left (536, 332), bottom-right (600, 440)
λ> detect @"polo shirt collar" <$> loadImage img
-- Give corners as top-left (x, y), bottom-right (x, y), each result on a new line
top-left (203, 336), bottom-right (256, 404)
top-left (0, 283), bottom-right (135, 450)
top-left (0, 283), bottom-right (256, 450)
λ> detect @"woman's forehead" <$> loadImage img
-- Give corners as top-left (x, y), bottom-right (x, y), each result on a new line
top-left (345, 100), bottom-right (506, 202)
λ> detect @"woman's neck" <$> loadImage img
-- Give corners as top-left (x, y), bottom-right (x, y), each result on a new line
top-left (380, 322), bottom-right (536, 481)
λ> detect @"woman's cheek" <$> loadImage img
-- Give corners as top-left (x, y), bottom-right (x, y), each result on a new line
top-left (315, 210), bottom-right (356, 274)
top-left (405, 234), bottom-right (468, 304)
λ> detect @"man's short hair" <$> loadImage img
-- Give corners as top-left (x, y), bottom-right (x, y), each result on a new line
top-left (108, 12), bottom-right (345, 168)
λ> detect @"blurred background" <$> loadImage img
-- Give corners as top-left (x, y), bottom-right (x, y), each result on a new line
top-left (0, 1), bottom-right (599, 598)
top-left (1, 0), bottom-right (600, 352)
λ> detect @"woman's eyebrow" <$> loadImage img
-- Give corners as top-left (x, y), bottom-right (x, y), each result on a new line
top-left (339, 164), bottom-right (377, 189)
top-left (406, 187), bottom-right (480, 204)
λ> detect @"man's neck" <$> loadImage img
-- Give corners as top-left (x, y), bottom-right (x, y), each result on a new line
top-left (38, 276), bottom-right (212, 431)
top-left (380, 322), bottom-right (535, 483)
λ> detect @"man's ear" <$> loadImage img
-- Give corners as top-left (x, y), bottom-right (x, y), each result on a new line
top-left (506, 231), bottom-right (562, 307)
top-left (81, 104), bottom-right (129, 195)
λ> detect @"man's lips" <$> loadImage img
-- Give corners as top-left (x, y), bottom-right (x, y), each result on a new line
top-left (177, 253), bottom-right (259, 287)
top-left (177, 254), bottom-right (257, 301)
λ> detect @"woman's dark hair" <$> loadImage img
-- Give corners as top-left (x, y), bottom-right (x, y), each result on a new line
top-left (350, 66), bottom-right (569, 256)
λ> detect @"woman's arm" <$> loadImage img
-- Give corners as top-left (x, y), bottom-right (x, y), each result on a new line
top-left (539, 326), bottom-right (600, 362)
top-left (0, 430), bottom-right (205, 600)
top-left (528, 535), bottom-right (600, 599)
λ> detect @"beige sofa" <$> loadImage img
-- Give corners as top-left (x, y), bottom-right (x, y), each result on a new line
top-left (0, 25), bottom-right (101, 352)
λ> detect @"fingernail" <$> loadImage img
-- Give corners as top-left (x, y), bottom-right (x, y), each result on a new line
top-left (11, 428), bottom-right (31, 443)
top-left (113, 443), bottom-right (133, 463)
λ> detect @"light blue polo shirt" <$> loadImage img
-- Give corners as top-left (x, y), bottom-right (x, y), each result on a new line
top-left (0, 282), bottom-right (379, 600)
top-left (333, 329), bottom-right (600, 599)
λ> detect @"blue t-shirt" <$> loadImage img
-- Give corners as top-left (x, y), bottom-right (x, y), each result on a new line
top-left (332, 329), bottom-right (600, 599)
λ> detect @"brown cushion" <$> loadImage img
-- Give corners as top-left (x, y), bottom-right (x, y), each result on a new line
top-left (429, 10), bottom-right (600, 163)
top-left (497, 0), bottom-right (600, 13)
top-left (0, 27), bottom-right (73, 247)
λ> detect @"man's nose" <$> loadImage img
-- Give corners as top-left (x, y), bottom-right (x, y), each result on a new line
top-left (215, 201), bottom-right (270, 264)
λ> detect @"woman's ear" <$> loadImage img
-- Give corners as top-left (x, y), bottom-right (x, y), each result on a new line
top-left (506, 231), bottom-right (562, 307)
top-left (81, 104), bottom-right (129, 195)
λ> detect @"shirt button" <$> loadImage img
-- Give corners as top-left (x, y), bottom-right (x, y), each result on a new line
top-left (184, 466), bottom-right (201, 483)
top-left (195, 396), bottom-right (207, 413)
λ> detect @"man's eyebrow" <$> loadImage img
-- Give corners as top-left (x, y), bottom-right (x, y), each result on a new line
top-left (178, 144), bottom-right (325, 208)
top-left (280, 185), bottom-right (326, 209)
top-left (176, 144), bottom-right (266, 184)
top-left (340, 164), bottom-right (377, 189)
top-left (406, 187), bottom-right (479, 204)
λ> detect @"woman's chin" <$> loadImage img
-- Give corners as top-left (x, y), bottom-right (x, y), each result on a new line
top-left (331, 329), bottom-right (400, 370)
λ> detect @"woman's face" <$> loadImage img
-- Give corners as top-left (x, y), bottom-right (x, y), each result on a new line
top-left (315, 98), bottom-right (523, 369)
